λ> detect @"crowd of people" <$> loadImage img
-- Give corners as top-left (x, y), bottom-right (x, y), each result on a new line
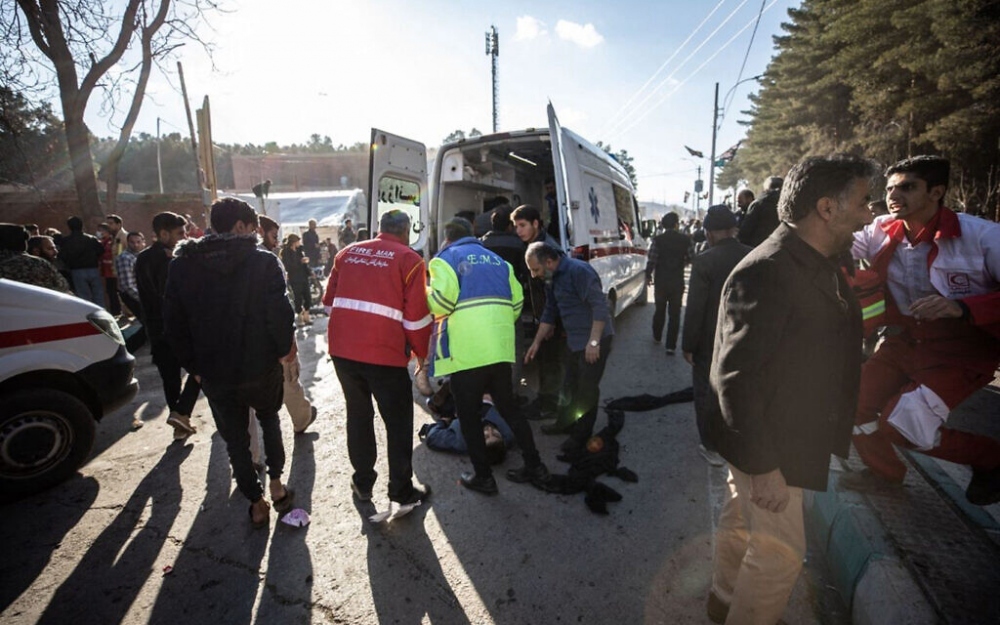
top-left (2, 152), bottom-right (998, 624)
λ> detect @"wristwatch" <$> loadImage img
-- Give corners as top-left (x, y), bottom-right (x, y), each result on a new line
top-left (589, 339), bottom-right (599, 348)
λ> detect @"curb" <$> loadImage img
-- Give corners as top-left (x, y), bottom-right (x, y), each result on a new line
top-left (804, 473), bottom-right (937, 625)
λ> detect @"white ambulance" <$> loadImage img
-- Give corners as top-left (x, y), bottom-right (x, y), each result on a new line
top-left (367, 103), bottom-right (650, 315)
top-left (0, 279), bottom-right (138, 500)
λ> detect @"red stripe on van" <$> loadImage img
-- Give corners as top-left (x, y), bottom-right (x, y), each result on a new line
top-left (0, 322), bottom-right (101, 349)
top-left (588, 246), bottom-right (649, 259)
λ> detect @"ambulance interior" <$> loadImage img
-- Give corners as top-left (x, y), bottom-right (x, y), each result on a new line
top-left (431, 133), bottom-right (644, 254)
top-left (431, 134), bottom-right (557, 252)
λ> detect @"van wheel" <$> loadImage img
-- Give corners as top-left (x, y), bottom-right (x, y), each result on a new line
top-left (0, 389), bottom-right (96, 501)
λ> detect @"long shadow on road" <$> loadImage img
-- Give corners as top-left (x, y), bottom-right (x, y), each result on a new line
top-left (0, 476), bottom-right (99, 613)
top-left (146, 431), bottom-right (268, 624)
top-left (35, 443), bottom-right (193, 624)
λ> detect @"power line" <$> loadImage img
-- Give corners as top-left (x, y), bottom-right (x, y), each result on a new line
top-left (609, 0), bottom-right (781, 142)
top-left (603, 0), bottom-right (752, 139)
top-left (600, 0), bottom-right (729, 136)
top-left (723, 0), bottom-right (767, 119)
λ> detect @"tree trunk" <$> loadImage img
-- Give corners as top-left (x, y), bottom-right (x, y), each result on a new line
top-left (105, 158), bottom-right (120, 213)
top-left (63, 108), bottom-right (103, 225)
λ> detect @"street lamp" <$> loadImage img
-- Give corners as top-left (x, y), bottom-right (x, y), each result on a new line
top-left (709, 74), bottom-right (763, 206)
top-left (156, 117), bottom-right (164, 194)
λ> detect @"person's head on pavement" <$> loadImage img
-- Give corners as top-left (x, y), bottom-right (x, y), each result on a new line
top-left (525, 240), bottom-right (561, 283)
top-left (779, 154), bottom-right (879, 256)
top-left (151, 211), bottom-right (188, 250)
top-left (703, 205), bottom-right (739, 247)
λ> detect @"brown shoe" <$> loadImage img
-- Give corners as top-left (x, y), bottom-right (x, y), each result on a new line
top-left (706, 591), bottom-right (728, 624)
top-left (249, 498), bottom-right (270, 529)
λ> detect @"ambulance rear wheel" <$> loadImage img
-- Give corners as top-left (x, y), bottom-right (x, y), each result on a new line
top-left (0, 389), bottom-right (96, 502)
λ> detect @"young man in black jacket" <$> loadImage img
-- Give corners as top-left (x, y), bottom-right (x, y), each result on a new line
top-left (163, 198), bottom-right (297, 528)
top-left (135, 212), bottom-right (201, 438)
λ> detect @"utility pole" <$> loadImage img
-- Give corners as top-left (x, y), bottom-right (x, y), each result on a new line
top-left (695, 165), bottom-right (703, 215)
top-left (485, 25), bottom-right (499, 133)
top-left (177, 62), bottom-right (202, 192)
top-left (709, 82), bottom-right (719, 206)
top-left (156, 117), bottom-right (164, 194)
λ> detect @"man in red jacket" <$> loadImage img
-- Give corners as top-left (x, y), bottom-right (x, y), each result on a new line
top-left (323, 210), bottom-right (433, 509)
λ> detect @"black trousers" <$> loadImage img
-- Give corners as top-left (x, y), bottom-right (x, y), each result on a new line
top-left (201, 364), bottom-right (285, 502)
top-left (652, 280), bottom-right (684, 349)
top-left (151, 338), bottom-right (201, 416)
top-left (105, 277), bottom-right (121, 315)
top-left (559, 336), bottom-right (612, 443)
top-left (289, 281), bottom-right (311, 314)
top-left (450, 362), bottom-right (541, 478)
top-left (535, 333), bottom-right (566, 412)
top-left (332, 356), bottom-right (416, 502)
top-left (692, 352), bottom-right (724, 452)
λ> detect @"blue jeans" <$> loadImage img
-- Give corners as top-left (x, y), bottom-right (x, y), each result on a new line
top-left (71, 267), bottom-right (105, 308)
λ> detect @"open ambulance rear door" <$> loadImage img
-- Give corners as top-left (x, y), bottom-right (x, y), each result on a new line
top-left (368, 128), bottom-right (429, 250)
top-left (546, 102), bottom-right (572, 250)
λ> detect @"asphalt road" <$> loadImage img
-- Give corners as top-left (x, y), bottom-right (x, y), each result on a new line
top-left (0, 302), bottom-right (848, 624)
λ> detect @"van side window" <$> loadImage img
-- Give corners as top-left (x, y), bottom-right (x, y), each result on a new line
top-left (376, 176), bottom-right (421, 244)
top-left (613, 185), bottom-right (635, 243)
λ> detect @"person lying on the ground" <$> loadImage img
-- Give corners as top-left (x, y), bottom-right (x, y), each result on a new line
top-left (420, 396), bottom-right (515, 465)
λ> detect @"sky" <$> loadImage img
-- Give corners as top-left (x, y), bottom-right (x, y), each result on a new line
top-left (75, 0), bottom-right (801, 206)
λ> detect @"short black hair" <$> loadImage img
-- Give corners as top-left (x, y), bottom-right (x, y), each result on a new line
top-left (152, 211), bottom-right (188, 235)
top-left (490, 205), bottom-right (513, 231)
top-left (66, 216), bottom-right (84, 232)
top-left (660, 212), bottom-right (679, 229)
top-left (379, 210), bottom-right (410, 237)
top-left (443, 217), bottom-right (473, 242)
top-left (778, 155), bottom-right (878, 223)
top-left (764, 176), bottom-right (784, 192)
top-left (0, 223), bottom-right (28, 252)
top-left (210, 197), bottom-right (258, 233)
top-left (259, 215), bottom-right (279, 234)
top-left (26, 235), bottom-right (53, 255)
top-left (106, 214), bottom-right (123, 225)
top-left (511, 204), bottom-right (542, 227)
top-left (126, 230), bottom-right (144, 242)
top-left (886, 155), bottom-right (950, 194)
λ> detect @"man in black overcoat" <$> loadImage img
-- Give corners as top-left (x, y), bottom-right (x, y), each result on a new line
top-left (707, 155), bottom-right (877, 625)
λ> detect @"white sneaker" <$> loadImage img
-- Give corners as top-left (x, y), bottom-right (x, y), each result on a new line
top-left (698, 444), bottom-right (726, 467)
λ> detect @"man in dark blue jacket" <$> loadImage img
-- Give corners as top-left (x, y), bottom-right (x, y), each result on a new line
top-left (164, 197), bottom-right (297, 528)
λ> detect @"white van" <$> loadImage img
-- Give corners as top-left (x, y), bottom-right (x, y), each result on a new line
top-left (368, 104), bottom-right (650, 315)
top-left (0, 279), bottom-right (138, 500)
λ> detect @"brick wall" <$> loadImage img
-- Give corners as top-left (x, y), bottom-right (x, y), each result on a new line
top-left (0, 191), bottom-right (207, 236)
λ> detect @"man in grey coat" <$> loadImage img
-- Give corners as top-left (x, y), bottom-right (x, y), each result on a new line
top-left (681, 205), bottom-right (751, 467)
top-left (707, 155), bottom-right (877, 624)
